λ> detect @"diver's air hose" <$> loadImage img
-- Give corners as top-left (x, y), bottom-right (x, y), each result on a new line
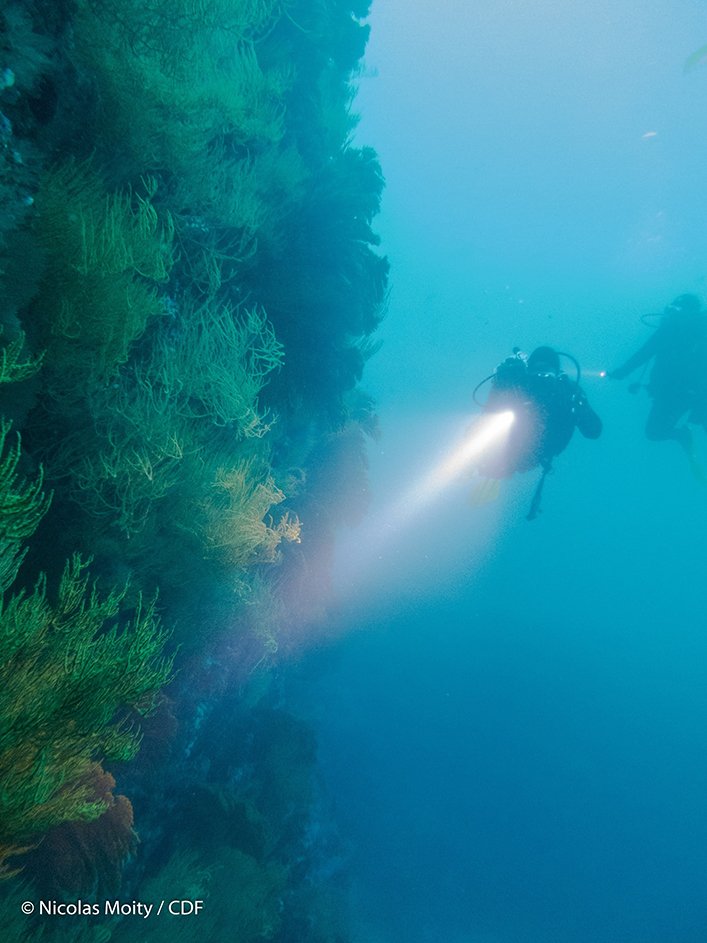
top-left (639, 312), bottom-right (663, 326)
top-left (472, 373), bottom-right (495, 406)
top-left (555, 351), bottom-right (581, 384)
top-left (475, 349), bottom-right (581, 407)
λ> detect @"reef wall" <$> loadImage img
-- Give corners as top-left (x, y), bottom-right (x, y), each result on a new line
top-left (0, 1), bottom-right (387, 939)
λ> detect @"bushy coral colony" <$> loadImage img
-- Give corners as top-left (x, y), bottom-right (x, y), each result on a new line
top-left (0, 0), bottom-right (387, 939)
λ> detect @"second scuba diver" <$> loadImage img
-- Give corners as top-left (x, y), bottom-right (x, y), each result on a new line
top-left (474, 346), bottom-right (602, 519)
top-left (607, 293), bottom-right (707, 479)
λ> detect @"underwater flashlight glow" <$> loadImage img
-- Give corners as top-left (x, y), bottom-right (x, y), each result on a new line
top-left (419, 409), bottom-right (514, 493)
top-left (582, 369), bottom-right (607, 379)
top-left (333, 409), bottom-right (515, 600)
top-left (395, 409), bottom-right (515, 518)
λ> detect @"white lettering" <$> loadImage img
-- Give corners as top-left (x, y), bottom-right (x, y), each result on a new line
top-left (105, 901), bottom-right (154, 918)
top-left (38, 900), bottom-right (100, 916)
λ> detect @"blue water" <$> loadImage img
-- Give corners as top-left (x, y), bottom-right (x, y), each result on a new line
top-left (288, 2), bottom-right (707, 940)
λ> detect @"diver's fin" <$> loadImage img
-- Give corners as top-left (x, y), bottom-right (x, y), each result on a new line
top-left (469, 477), bottom-right (501, 507)
top-left (679, 433), bottom-right (707, 484)
top-left (686, 450), bottom-right (707, 485)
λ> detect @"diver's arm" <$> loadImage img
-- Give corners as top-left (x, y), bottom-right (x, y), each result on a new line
top-left (608, 331), bottom-right (661, 380)
top-left (572, 388), bottom-right (603, 438)
top-left (493, 356), bottom-right (527, 388)
top-left (485, 356), bottom-right (528, 410)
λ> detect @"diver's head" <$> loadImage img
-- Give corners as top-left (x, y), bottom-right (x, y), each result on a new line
top-left (527, 346), bottom-right (561, 375)
top-left (666, 294), bottom-right (702, 317)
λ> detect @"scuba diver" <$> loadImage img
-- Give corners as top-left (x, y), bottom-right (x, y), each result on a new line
top-left (607, 293), bottom-right (707, 478)
top-left (474, 346), bottom-right (602, 519)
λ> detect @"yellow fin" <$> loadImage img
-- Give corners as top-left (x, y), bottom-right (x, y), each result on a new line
top-left (469, 477), bottom-right (501, 507)
top-left (687, 453), bottom-right (707, 485)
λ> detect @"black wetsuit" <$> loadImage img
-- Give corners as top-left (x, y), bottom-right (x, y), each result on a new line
top-left (612, 311), bottom-right (707, 440)
top-left (479, 356), bottom-right (602, 479)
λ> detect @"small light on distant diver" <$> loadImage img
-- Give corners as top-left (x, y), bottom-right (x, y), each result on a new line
top-left (582, 369), bottom-right (607, 379)
top-left (641, 131), bottom-right (658, 139)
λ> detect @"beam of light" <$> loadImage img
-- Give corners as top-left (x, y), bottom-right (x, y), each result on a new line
top-left (331, 409), bottom-right (515, 610)
top-left (390, 409), bottom-right (515, 525)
